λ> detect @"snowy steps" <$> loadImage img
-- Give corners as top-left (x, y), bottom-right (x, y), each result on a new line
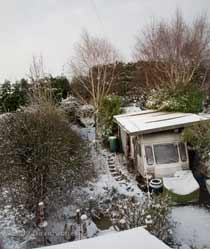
top-left (107, 154), bottom-right (128, 183)
top-left (106, 153), bottom-right (140, 194)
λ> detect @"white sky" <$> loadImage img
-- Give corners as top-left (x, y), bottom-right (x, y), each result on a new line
top-left (0, 0), bottom-right (210, 82)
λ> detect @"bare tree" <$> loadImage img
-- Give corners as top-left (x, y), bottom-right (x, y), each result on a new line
top-left (133, 10), bottom-right (210, 90)
top-left (70, 30), bottom-right (121, 110)
top-left (29, 55), bottom-right (46, 83)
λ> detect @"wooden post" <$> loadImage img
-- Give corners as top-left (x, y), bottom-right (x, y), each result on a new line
top-left (37, 202), bottom-right (48, 246)
top-left (76, 209), bottom-right (80, 224)
top-left (81, 214), bottom-right (88, 238)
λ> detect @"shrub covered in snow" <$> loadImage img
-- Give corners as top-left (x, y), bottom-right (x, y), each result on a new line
top-left (146, 83), bottom-right (203, 113)
top-left (109, 194), bottom-right (172, 244)
top-left (60, 95), bottom-right (81, 123)
top-left (78, 104), bottom-right (95, 127)
top-left (0, 87), bottom-right (94, 222)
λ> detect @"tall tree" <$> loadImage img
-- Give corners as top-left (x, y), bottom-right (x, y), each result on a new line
top-left (133, 10), bottom-right (210, 90)
top-left (29, 55), bottom-right (46, 83)
top-left (70, 30), bottom-right (121, 110)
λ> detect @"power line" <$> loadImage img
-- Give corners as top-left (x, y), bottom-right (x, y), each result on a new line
top-left (89, 0), bottom-right (108, 38)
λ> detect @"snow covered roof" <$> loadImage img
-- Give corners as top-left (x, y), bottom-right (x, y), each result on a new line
top-left (35, 227), bottom-right (171, 249)
top-left (114, 110), bottom-right (210, 135)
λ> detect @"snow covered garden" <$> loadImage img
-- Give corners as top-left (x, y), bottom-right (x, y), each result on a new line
top-left (0, 7), bottom-right (210, 249)
top-left (1, 120), bottom-right (210, 249)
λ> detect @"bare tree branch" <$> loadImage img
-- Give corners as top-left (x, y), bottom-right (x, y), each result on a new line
top-left (133, 9), bottom-right (210, 90)
top-left (70, 30), bottom-right (121, 110)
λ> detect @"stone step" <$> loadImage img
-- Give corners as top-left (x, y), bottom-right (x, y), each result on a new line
top-left (112, 172), bottom-right (120, 177)
top-left (115, 175), bottom-right (124, 180)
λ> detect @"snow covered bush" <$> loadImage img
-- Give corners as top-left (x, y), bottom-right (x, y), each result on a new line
top-left (98, 95), bottom-right (122, 138)
top-left (0, 87), bottom-right (93, 220)
top-left (78, 104), bottom-right (95, 127)
top-left (109, 194), bottom-right (172, 243)
top-left (146, 83), bottom-right (203, 113)
top-left (60, 95), bottom-right (80, 123)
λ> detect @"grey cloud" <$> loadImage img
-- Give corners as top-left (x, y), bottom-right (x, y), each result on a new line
top-left (0, 0), bottom-right (209, 81)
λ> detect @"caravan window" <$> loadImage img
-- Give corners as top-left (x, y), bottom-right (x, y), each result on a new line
top-left (154, 143), bottom-right (179, 164)
top-left (179, 143), bottom-right (187, 162)
top-left (145, 146), bottom-right (154, 165)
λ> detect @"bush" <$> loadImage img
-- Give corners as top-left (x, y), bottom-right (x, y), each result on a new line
top-left (182, 121), bottom-right (210, 176)
top-left (109, 194), bottom-right (172, 244)
top-left (98, 95), bottom-right (122, 138)
top-left (182, 121), bottom-right (210, 161)
top-left (146, 83), bottom-right (204, 113)
top-left (0, 87), bottom-right (93, 215)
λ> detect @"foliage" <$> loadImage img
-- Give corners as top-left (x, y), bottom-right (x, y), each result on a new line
top-left (0, 79), bottom-right (29, 113)
top-left (182, 121), bottom-right (210, 176)
top-left (0, 76), bottom-right (71, 113)
top-left (146, 83), bottom-right (204, 113)
top-left (109, 194), bottom-right (172, 243)
top-left (182, 121), bottom-right (210, 162)
top-left (98, 95), bottom-right (122, 138)
top-left (70, 61), bottom-right (154, 105)
top-left (0, 87), bottom-right (93, 214)
top-left (41, 76), bottom-right (71, 102)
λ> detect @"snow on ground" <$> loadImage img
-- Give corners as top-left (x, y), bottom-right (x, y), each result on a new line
top-left (0, 204), bottom-right (27, 249)
top-left (171, 205), bottom-right (210, 249)
top-left (1, 125), bottom-right (210, 249)
top-left (84, 145), bottom-right (143, 199)
top-left (122, 104), bottom-right (141, 113)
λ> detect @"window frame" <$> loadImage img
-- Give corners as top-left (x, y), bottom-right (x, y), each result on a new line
top-left (145, 145), bottom-right (154, 166)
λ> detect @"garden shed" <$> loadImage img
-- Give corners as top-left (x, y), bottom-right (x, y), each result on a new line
top-left (114, 110), bottom-right (210, 178)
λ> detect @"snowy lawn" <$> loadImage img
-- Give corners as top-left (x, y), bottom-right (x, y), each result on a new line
top-left (171, 205), bottom-right (210, 249)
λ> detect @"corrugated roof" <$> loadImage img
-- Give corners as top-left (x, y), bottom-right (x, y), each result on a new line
top-left (114, 110), bottom-right (210, 135)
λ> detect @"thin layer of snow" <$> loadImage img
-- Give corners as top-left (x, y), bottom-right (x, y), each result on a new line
top-left (80, 104), bottom-right (94, 111)
top-left (35, 227), bottom-right (171, 249)
top-left (163, 170), bottom-right (199, 195)
top-left (171, 206), bottom-right (210, 249)
top-left (0, 203), bottom-right (28, 249)
top-left (84, 146), bottom-right (143, 199)
top-left (79, 127), bottom-right (95, 141)
top-left (114, 110), bottom-right (210, 135)
top-left (122, 105), bottom-right (141, 113)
